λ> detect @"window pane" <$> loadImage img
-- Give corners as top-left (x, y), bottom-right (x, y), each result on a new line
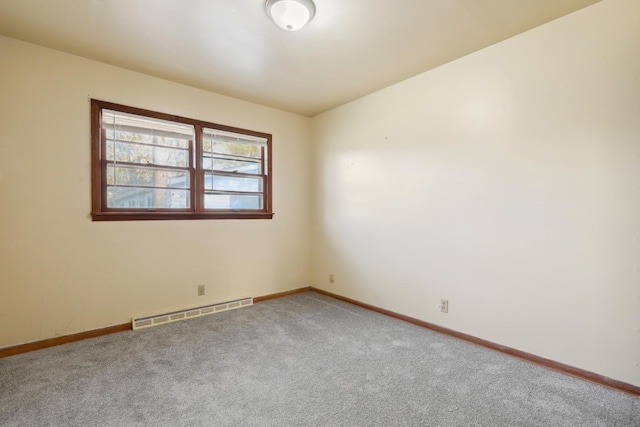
top-left (204, 173), bottom-right (262, 192)
top-left (107, 187), bottom-right (190, 209)
top-left (202, 155), bottom-right (261, 174)
top-left (203, 129), bottom-right (264, 159)
top-left (211, 141), bottom-right (260, 158)
top-left (106, 129), bottom-right (189, 149)
top-left (106, 140), bottom-right (188, 167)
top-left (107, 165), bottom-right (189, 188)
top-left (202, 137), bottom-right (211, 153)
top-left (204, 194), bottom-right (262, 210)
top-left (103, 110), bottom-right (192, 149)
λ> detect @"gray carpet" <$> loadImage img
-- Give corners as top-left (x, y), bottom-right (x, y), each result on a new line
top-left (1, 292), bottom-right (638, 426)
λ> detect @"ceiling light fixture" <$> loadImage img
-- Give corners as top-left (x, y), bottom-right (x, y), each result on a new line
top-left (265, 0), bottom-right (316, 32)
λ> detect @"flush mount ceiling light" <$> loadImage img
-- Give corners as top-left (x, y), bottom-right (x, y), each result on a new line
top-left (265, 0), bottom-right (316, 32)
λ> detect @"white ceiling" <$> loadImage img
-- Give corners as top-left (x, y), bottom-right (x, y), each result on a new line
top-left (0, 0), bottom-right (600, 117)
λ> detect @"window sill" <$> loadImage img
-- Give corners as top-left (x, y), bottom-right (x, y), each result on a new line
top-left (90, 211), bottom-right (274, 221)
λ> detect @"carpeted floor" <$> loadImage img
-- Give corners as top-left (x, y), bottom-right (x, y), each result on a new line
top-left (1, 292), bottom-right (638, 426)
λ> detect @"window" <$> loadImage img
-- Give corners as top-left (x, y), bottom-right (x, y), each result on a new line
top-left (91, 100), bottom-right (273, 220)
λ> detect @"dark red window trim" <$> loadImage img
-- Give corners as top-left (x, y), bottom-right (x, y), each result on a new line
top-left (90, 99), bottom-right (273, 221)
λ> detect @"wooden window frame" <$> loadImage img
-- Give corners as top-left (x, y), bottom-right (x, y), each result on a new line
top-left (91, 99), bottom-right (273, 221)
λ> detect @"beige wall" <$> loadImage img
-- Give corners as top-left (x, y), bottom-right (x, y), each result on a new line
top-left (0, 36), bottom-right (312, 347)
top-left (311, 0), bottom-right (640, 386)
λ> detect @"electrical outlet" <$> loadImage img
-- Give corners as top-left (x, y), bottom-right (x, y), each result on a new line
top-left (329, 274), bottom-right (334, 283)
top-left (439, 299), bottom-right (448, 313)
top-left (198, 284), bottom-right (205, 296)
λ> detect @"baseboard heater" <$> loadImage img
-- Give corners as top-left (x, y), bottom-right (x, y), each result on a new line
top-left (132, 297), bottom-right (253, 330)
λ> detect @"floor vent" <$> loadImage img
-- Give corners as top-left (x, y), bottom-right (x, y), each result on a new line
top-left (132, 297), bottom-right (253, 330)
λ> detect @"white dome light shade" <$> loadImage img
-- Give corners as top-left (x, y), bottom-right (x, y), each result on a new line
top-left (266, 0), bottom-right (316, 31)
